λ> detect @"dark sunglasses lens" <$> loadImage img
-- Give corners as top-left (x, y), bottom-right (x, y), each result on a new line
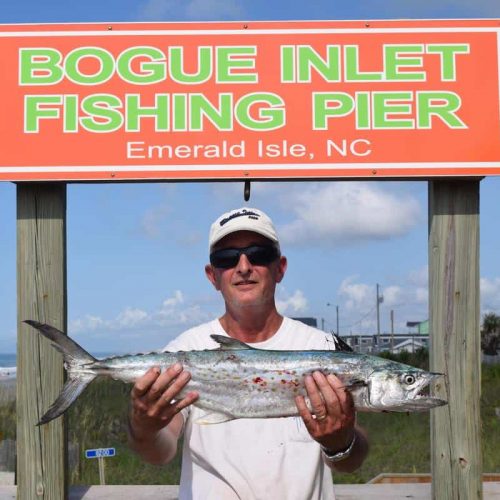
top-left (210, 246), bottom-right (278, 268)
top-left (210, 249), bottom-right (240, 268)
top-left (246, 246), bottom-right (278, 265)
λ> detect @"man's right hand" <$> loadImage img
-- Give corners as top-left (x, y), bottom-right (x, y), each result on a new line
top-left (129, 363), bottom-right (199, 443)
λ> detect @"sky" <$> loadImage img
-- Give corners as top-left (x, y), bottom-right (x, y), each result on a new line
top-left (1, 1), bottom-right (500, 354)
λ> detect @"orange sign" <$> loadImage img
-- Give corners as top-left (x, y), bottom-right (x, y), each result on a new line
top-left (1, 19), bottom-right (500, 181)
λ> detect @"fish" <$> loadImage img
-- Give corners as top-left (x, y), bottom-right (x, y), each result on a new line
top-left (25, 320), bottom-right (447, 426)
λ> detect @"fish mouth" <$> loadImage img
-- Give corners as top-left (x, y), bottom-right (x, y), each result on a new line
top-left (402, 372), bottom-right (447, 412)
top-left (394, 396), bottom-right (448, 412)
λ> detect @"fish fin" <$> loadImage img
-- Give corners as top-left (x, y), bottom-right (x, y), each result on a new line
top-left (24, 320), bottom-right (97, 366)
top-left (210, 334), bottom-right (253, 350)
top-left (37, 373), bottom-right (96, 425)
top-left (331, 334), bottom-right (354, 353)
top-left (25, 320), bottom-right (99, 425)
top-left (344, 379), bottom-right (368, 389)
top-left (195, 411), bottom-right (235, 425)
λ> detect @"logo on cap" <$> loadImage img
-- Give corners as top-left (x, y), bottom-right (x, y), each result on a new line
top-left (220, 209), bottom-right (260, 227)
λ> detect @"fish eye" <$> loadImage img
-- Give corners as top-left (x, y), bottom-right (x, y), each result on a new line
top-left (403, 374), bottom-right (416, 385)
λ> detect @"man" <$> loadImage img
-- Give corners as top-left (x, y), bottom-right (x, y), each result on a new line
top-left (128, 207), bottom-right (369, 499)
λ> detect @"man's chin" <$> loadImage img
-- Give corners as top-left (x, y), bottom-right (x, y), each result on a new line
top-left (230, 292), bottom-right (267, 308)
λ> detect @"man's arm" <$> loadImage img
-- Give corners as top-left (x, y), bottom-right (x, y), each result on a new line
top-left (295, 372), bottom-right (369, 473)
top-left (128, 363), bottom-right (199, 465)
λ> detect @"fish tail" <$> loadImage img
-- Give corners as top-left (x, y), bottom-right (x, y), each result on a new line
top-left (24, 320), bottom-right (98, 425)
top-left (24, 320), bottom-right (97, 366)
top-left (36, 373), bottom-right (96, 425)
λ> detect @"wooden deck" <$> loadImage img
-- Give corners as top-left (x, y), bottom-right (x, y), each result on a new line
top-left (0, 483), bottom-right (500, 499)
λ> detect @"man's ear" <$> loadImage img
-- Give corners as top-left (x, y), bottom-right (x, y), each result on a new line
top-left (275, 256), bottom-right (287, 283)
top-left (205, 264), bottom-right (221, 291)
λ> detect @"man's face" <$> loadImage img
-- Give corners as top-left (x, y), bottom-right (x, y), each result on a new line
top-left (205, 231), bottom-right (287, 309)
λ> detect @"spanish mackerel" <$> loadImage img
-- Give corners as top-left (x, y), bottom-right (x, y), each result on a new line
top-left (25, 320), bottom-right (446, 425)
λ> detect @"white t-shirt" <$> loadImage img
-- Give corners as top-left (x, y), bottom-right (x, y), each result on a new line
top-left (164, 317), bottom-right (336, 500)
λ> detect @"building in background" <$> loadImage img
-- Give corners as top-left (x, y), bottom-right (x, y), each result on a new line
top-left (341, 333), bottom-right (429, 354)
top-left (296, 317), bottom-right (430, 354)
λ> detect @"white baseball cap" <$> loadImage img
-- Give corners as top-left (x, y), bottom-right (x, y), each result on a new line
top-left (209, 207), bottom-right (279, 251)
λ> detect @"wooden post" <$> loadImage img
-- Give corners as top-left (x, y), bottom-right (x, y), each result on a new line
top-left (17, 183), bottom-right (67, 499)
top-left (428, 180), bottom-right (481, 499)
top-left (98, 457), bottom-right (105, 485)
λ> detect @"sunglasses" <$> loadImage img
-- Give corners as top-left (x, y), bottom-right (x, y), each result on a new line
top-left (210, 245), bottom-right (280, 269)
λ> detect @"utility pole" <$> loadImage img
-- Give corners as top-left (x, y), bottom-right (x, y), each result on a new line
top-left (375, 284), bottom-right (384, 353)
top-left (336, 305), bottom-right (340, 336)
top-left (326, 303), bottom-right (340, 335)
top-left (390, 309), bottom-right (395, 352)
top-left (376, 283), bottom-right (383, 335)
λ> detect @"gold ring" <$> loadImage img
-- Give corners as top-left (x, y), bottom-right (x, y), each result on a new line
top-left (315, 413), bottom-right (327, 421)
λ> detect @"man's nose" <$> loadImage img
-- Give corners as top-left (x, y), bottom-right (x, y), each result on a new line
top-left (235, 253), bottom-right (252, 273)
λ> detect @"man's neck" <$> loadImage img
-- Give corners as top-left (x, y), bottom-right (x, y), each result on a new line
top-left (219, 307), bottom-right (284, 344)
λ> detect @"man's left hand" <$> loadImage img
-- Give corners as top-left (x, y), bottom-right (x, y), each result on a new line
top-left (295, 371), bottom-right (356, 452)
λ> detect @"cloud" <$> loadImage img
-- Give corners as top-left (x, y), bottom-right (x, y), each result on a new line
top-left (481, 277), bottom-right (500, 313)
top-left (162, 290), bottom-right (184, 308)
top-left (415, 287), bottom-right (428, 304)
top-left (336, 271), bottom-right (500, 334)
top-left (276, 289), bottom-right (308, 314)
top-left (382, 285), bottom-right (403, 307)
top-left (278, 183), bottom-right (421, 247)
top-left (116, 307), bottom-right (149, 327)
top-left (336, 273), bottom-right (429, 334)
top-left (69, 290), bottom-right (214, 338)
top-left (138, 0), bottom-right (244, 21)
top-left (338, 276), bottom-right (374, 312)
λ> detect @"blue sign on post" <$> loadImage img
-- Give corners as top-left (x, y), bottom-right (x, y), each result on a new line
top-left (85, 447), bottom-right (116, 459)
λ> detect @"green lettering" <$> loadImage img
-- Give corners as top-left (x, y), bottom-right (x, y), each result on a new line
top-left (355, 92), bottom-right (370, 129)
top-left (344, 46), bottom-right (383, 81)
top-left (313, 92), bottom-right (354, 129)
top-left (65, 47), bottom-right (114, 85)
top-left (373, 92), bottom-right (414, 129)
top-left (297, 45), bottom-right (340, 82)
top-left (117, 47), bottom-right (166, 84)
top-left (235, 93), bottom-right (284, 130)
top-left (172, 94), bottom-right (187, 130)
top-left (217, 47), bottom-right (257, 83)
top-left (64, 95), bottom-right (78, 132)
top-left (190, 94), bottom-right (232, 131)
top-left (125, 94), bottom-right (169, 132)
top-left (24, 95), bottom-right (62, 132)
top-left (426, 44), bottom-right (470, 81)
top-left (80, 95), bottom-right (124, 132)
top-left (169, 46), bottom-right (212, 84)
top-left (20, 48), bottom-right (63, 85)
top-left (280, 46), bottom-right (295, 82)
top-left (417, 91), bottom-right (466, 128)
top-left (384, 45), bottom-right (425, 81)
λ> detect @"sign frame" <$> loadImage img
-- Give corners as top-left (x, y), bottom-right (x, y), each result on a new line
top-left (1, 19), bottom-right (500, 181)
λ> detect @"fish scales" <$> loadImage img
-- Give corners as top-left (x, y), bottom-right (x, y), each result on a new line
top-left (178, 350), bottom-right (363, 418)
top-left (24, 320), bottom-right (447, 425)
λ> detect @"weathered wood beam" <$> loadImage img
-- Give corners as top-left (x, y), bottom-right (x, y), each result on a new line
top-left (428, 179), bottom-right (481, 499)
top-left (17, 183), bottom-right (67, 499)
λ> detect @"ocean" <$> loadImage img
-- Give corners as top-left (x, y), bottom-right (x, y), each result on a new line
top-left (0, 354), bottom-right (16, 369)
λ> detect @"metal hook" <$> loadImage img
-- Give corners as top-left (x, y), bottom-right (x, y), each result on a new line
top-left (244, 180), bottom-right (251, 201)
